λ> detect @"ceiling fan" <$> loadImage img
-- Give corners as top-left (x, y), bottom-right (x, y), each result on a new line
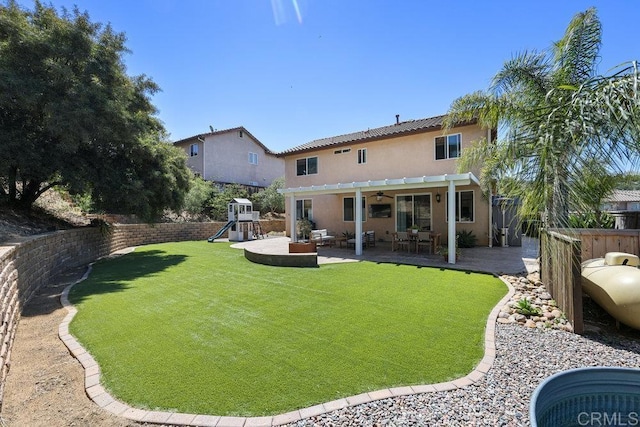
top-left (369, 191), bottom-right (393, 201)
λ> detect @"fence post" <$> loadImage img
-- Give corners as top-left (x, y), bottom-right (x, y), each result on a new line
top-left (540, 229), bottom-right (583, 334)
top-left (571, 238), bottom-right (583, 334)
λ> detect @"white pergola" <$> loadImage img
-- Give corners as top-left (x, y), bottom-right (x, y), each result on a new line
top-left (278, 172), bottom-right (482, 264)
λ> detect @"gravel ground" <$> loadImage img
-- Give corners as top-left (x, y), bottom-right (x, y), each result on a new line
top-left (286, 324), bottom-right (640, 427)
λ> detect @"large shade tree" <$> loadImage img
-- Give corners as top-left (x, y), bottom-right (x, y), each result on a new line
top-left (0, 1), bottom-right (191, 220)
top-left (444, 8), bottom-right (640, 228)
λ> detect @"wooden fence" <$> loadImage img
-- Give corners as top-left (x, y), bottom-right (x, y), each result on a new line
top-left (541, 228), bottom-right (640, 334)
top-left (541, 229), bottom-right (583, 334)
top-left (574, 228), bottom-right (640, 260)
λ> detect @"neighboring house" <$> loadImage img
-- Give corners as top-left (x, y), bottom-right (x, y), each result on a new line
top-left (603, 190), bottom-right (640, 229)
top-left (602, 190), bottom-right (640, 212)
top-left (277, 114), bottom-right (495, 261)
top-left (173, 126), bottom-right (284, 188)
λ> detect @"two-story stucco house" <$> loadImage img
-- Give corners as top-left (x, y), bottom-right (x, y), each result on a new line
top-left (277, 115), bottom-right (494, 262)
top-left (173, 126), bottom-right (284, 188)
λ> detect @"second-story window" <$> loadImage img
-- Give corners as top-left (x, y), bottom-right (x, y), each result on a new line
top-left (358, 148), bottom-right (367, 164)
top-left (435, 134), bottom-right (461, 160)
top-left (248, 152), bottom-right (258, 165)
top-left (190, 143), bottom-right (198, 157)
top-left (296, 156), bottom-right (318, 176)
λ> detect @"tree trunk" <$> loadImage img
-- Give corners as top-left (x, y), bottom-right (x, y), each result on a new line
top-left (7, 166), bottom-right (17, 203)
top-left (19, 179), bottom-right (44, 208)
top-left (549, 164), bottom-right (570, 228)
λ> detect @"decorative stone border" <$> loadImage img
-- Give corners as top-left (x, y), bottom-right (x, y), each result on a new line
top-left (59, 259), bottom-right (515, 427)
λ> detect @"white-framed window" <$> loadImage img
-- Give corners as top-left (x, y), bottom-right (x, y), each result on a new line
top-left (189, 143), bottom-right (198, 157)
top-left (446, 190), bottom-right (475, 222)
top-left (248, 152), bottom-right (258, 165)
top-left (358, 148), bottom-right (367, 164)
top-left (343, 196), bottom-right (366, 222)
top-left (296, 199), bottom-right (313, 221)
top-left (296, 156), bottom-right (318, 176)
top-left (239, 130), bottom-right (244, 138)
top-left (435, 133), bottom-right (461, 160)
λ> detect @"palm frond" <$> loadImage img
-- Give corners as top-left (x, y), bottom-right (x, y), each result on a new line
top-left (491, 51), bottom-right (551, 98)
top-left (553, 7), bottom-right (601, 85)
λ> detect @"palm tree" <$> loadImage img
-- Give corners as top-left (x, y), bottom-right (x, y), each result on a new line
top-left (444, 8), bottom-right (640, 228)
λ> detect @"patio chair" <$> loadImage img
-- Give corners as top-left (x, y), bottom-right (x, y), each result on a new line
top-left (347, 232), bottom-right (365, 249)
top-left (430, 232), bottom-right (441, 253)
top-left (392, 232), bottom-right (409, 252)
top-left (365, 230), bottom-right (376, 248)
top-left (416, 231), bottom-right (432, 254)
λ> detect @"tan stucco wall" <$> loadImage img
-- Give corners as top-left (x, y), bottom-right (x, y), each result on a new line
top-left (175, 140), bottom-right (204, 176)
top-left (175, 131), bottom-right (284, 187)
top-left (203, 131), bottom-right (283, 186)
top-left (283, 124), bottom-right (486, 188)
top-left (282, 123), bottom-right (491, 245)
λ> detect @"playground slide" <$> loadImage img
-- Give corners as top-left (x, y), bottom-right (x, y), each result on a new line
top-left (207, 220), bottom-right (235, 242)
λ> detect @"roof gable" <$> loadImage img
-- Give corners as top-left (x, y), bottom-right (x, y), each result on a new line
top-left (173, 126), bottom-right (276, 155)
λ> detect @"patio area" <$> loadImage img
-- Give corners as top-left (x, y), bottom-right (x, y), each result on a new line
top-left (233, 235), bottom-right (540, 275)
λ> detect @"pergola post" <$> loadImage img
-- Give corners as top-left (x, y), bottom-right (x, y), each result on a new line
top-left (447, 178), bottom-right (456, 264)
top-left (289, 194), bottom-right (297, 242)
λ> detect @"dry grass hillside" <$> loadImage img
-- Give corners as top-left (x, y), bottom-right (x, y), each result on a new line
top-left (0, 190), bottom-right (90, 243)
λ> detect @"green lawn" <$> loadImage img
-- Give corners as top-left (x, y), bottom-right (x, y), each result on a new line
top-left (69, 241), bottom-right (506, 416)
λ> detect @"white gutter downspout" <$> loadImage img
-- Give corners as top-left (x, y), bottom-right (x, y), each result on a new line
top-left (355, 187), bottom-right (363, 256)
top-left (202, 137), bottom-right (207, 181)
top-left (447, 177), bottom-right (456, 264)
top-left (289, 194), bottom-right (297, 242)
top-left (487, 128), bottom-right (493, 248)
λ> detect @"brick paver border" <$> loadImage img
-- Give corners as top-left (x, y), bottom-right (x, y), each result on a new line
top-left (59, 258), bottom-right (515, 427)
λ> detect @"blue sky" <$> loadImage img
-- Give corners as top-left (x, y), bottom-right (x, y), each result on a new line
top-left (15, 1), bottom-right (640, 152)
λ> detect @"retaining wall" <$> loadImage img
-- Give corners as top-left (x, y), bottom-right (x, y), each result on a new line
top-left (0, 219), bottom-right (284, 408)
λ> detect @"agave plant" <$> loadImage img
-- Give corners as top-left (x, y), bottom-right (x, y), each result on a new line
top-left (515, 298), bottom-right (541, 316)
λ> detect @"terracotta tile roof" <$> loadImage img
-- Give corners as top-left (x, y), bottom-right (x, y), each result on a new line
top-left (277, 114), bottom-right (475, 156)
top-left (172, 126), bottom-right (277, 155)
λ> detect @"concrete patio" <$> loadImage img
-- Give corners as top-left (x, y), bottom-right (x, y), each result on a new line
top-left (233, 235), bottom-right (540, 275)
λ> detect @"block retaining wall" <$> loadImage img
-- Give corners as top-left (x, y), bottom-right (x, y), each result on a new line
top-left (0, 219), bottom-right (284, 408)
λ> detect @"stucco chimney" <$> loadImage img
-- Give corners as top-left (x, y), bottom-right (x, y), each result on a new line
top-left (395, 114), bottom-right (400, 125)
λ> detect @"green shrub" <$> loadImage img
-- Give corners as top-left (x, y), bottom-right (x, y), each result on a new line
top-left (456, 229), bottom-right (477, 248)
top-left (568, 212), bottom-right (614, 229)
top-left (515, 298), bottom-right (541, 316)
top-left (296, 218), bottom-right (313, 240)
top-left (183, 176), bottom-right (214, 215)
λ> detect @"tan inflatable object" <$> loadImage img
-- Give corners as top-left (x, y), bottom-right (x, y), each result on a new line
top-left (582, 252), bottom-right (640, 330)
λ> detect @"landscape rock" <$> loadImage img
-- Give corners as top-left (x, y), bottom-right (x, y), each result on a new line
top-left (497, 272), bottom-right (571, 331)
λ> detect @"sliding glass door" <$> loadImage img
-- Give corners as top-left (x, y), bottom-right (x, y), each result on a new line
top-left (396, 194), bottom-right (431, 231)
